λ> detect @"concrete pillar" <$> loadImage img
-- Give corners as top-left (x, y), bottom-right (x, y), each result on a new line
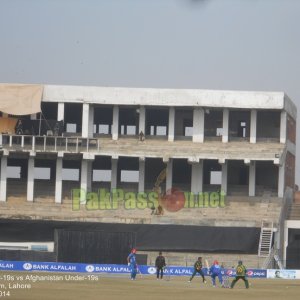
top-left (222, 108), bottom-right (229, 143)
top-left (249, 161), bottom-right (256, 196)
top-left (278, 163), bottom-right (285, 198)
top-left (57, 103), bottom-right (64, 121)
top-left (280, 111), bottom-right (287, 144)
top-left (27, 156), bottom-right (35, 202)
top-left (111, 158), bottom-right (118, 190)
top-left (0, 155), bottom-right (8, 201)
top-left (191, 160), bottom-right (203, 194)
top-left (112, 105), bottom-right (119, 140)
top-left (193, 108), bottom-right (204, 143)
top-left (250, 109), bottom-right (257, 144)
top-left (81, 159), bottom-right (93, 201)
top-left (139, 106), bottom-right (146, 135)
top-left (166, 159), bottom-right (173, 191)
top-left (88, 105), bottom-right (94, 138)
top-left (221, 160), bottom-right (228, 195)
top-left (168, 107), bottom-right (175, 142)
top-left (55, 157), bottom-right (63, 204)
top-left (138, 158), bottom-right (145, 193)
top-left (82, 103), bottom-right (89, 138)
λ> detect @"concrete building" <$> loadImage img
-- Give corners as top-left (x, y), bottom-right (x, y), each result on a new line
top-left (0, 84), bottom-right (297, 268)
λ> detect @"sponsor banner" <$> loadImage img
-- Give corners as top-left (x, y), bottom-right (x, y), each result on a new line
top-left (222, 268), bottom-right (267, 278)
top-left (0, 261), bottom-right (80, 272)
top-left (267, 269), bottom-right (298, 279)
top-left (0, 261), bottom-right (267, 278)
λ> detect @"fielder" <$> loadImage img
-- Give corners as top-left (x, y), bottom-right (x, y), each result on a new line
top-left (209, 260), bottom-right (224, 287)
top-left (230, 260), bottom-right (249, 289)
top-left (188, 257), bottom-right (206, 283)
top-left (127, 248), bottom-right (138, 280)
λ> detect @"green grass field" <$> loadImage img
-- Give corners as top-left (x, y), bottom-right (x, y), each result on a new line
top-left (1, 272), bottom-right (300, 300)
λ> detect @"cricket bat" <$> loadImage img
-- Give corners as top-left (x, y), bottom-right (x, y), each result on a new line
top-left (205, 259), bottom-right (209, 269)
top-left (205, 259), bottom-right (209, 274)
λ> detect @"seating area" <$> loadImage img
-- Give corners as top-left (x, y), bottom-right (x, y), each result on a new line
top-left (0, 193), bottom-right (283, 228)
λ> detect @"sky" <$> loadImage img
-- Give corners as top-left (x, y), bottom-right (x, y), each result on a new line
top-left (0, 0), bottom-right (300, 183)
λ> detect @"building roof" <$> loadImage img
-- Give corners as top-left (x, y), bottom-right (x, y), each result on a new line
top-left (42, 84), bottom-right (297, 119)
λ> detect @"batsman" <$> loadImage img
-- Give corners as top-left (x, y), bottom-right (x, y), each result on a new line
top-left (188, 257), bottom-right (207, 283)
top-left (230, 260), bottom-right (249, 289)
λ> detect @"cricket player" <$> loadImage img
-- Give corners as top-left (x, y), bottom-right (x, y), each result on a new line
top-left (208, 260), bottom-right (224, 287)
top-left (230, 260), bottom-right (249, 289)
top-left (155, 251), bottom-right (166, 279)
top-left (127, 248), bottom-right (138, 280)
top-left (188, 257), bottom-right (207, 283)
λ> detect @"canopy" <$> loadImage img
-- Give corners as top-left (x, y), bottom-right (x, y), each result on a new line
top-left (0, 83), bottom-right (43, 115)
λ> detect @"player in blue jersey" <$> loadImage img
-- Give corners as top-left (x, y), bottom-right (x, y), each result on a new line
top-left (127, 248), bottom-right (138, 280)
top-left (208, 260), bottom-right (224, 288)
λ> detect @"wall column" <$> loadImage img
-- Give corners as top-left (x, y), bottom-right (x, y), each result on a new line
top-left (82, 103), bottom-right (90, 138)
top-left (138, 158), bottom-right (145, 193)
top-left (139, 106), bottom-right (146, 135)
top-left (280, 111), bottom-right (287, 144)
top-left (0, 155), bottom-right (8, 201)
top-left (57, 103), bottom-right (64, 121)
top-left (250, 109), bottom-right (257, 144)
top-left (27, 155), bottom-right (35, 202)
top-left (220, 160), bottom-right (228, 195)
top-left (166, 158), bottom-right (173, 191)
top-left (193, 108), bottom-right (204, 143)
top-left (191, 160), bottom-right (203, 194)
top-left (278, 163), bottom-right (285, 198)
top-left (249, 161), bottom-right (256, 196)
top-left (168, 107), bottom-right (175, 142)
top-left (55, 155), bottom-right (63, 204)
top-left (81, 159), bottom-right (93, 197)
top-left (111, 157), bottom-right (118, 190)
top-left (112, 105), bottom-right (119, 140)
top-left (88, 105), bottom-right (94, 138)
top-left (222, 108), bottom-right (229, 143)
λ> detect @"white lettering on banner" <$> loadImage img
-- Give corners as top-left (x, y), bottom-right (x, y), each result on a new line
top-left (112, 267), bottom-right (130, 272)
top-left (174, 269), bottom-right (192, 275)
top-left (50, 265), bottom-right (76, 271)
top-left (33, 264), bottom-right (49, 270)
top-left (0, 263), bottom-right (14, 269)
top-left (95, 266), bottom-right (112, 272)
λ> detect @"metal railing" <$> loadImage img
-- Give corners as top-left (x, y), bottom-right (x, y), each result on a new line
top-left (0, 134), bottom-right (100, 153)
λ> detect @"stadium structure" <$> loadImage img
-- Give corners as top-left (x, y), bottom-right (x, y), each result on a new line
top-left (0, 83), bottom-right (299, 269)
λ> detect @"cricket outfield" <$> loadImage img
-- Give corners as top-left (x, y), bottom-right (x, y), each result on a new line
top-left (1, 272), bottom-right (300, 300)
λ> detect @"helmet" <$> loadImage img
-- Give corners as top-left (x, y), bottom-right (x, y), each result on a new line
top-left (238, 260), bottom-right (243, 265)
top-left (132, 248), bottom-right (137, 254)
top-left (214, 260), bottom-right (219, 265)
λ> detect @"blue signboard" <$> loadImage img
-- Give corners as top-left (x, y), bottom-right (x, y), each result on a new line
top-left (0, 261), bottom-right (266, 278)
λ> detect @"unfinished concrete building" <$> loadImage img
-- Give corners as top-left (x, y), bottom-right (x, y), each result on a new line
top-left (0, 84), bottom-right (297, 268)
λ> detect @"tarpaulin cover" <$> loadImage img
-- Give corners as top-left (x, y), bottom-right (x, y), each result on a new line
top-left (0, 83), bottom-right (43, 115)
top-left (55, 229), bottom-right (136, 264)
top-left (0, 117), bottom-right (18, 134)
top-left (0, 219), bottom-right (260, 254)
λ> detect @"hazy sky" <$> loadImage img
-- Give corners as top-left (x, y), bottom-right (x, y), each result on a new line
top-left (1, 0), bottom-right (300, 182)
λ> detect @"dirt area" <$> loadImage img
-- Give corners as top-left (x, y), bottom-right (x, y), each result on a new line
top-left (1, 272), bottom-right (300, 300)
